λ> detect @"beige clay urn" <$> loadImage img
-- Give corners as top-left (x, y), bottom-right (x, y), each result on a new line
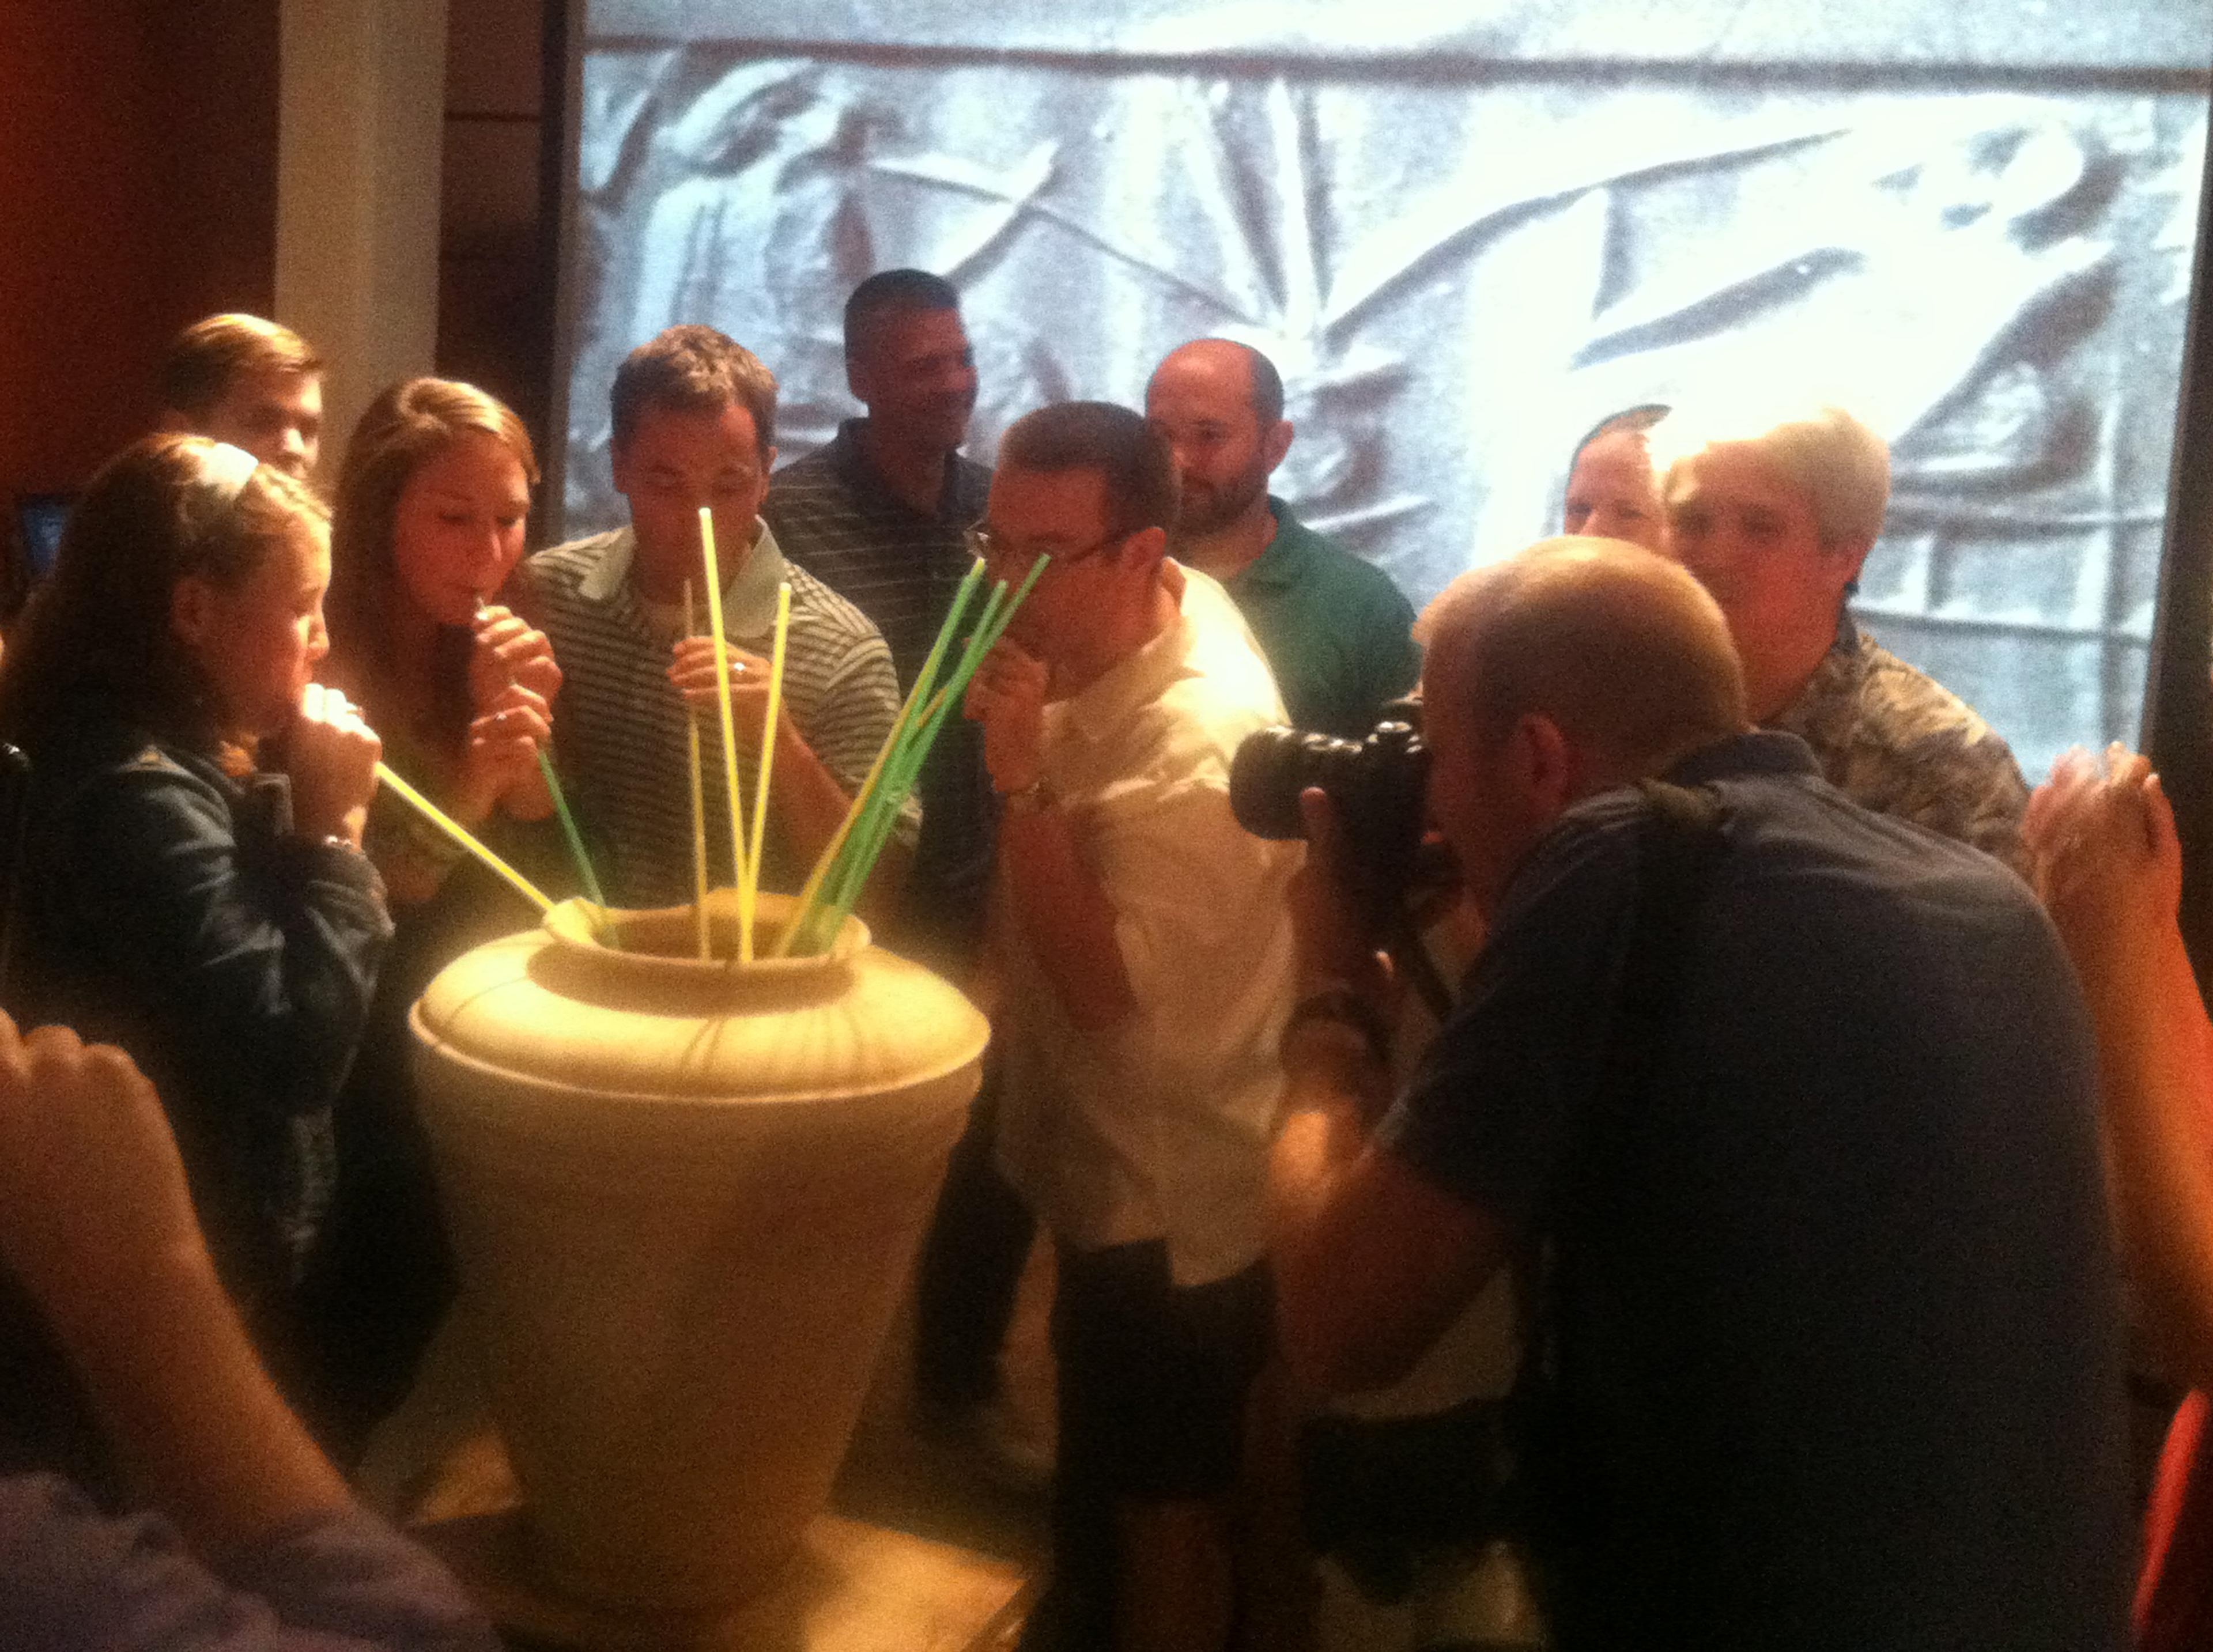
top-left (409, 889), bottom-right (990, 1615)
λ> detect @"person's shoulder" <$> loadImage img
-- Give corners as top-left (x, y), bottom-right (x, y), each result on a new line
top-left (949, 451), bottom-right (992, 512)
top-left (1525, 786), bottom-right (1657, 881)
top-left (1848, 636), bottom-right (2017, 763)
top-left (40, 715), bottom-right (213, 791)
top-left (1822, 632), bottom-right (2030, 855)
top-left (1176, 570), bottom-right (1290, 716)
top-left (763, 444), bottom-right (846, 508)
top-left (529, 527), bottom-right (625, 588)
top-left (784, 562), bottom-right (890, 649)
top-left (1273, 502), bottom-right (1414, 614)
top-left (47, 728), bottom-right (234, 848)
top-left (1309, 533), bottom-right (1415, 616)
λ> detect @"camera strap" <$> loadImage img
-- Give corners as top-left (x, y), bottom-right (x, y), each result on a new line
top-left (1505, 777), bottom-right (1731, 1628)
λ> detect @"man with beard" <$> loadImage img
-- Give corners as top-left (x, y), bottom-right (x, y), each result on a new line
top-left (1145, 340), bottom-right (1419, 738)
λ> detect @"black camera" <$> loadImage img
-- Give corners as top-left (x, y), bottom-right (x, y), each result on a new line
top-left (1230, 698), bottom-right (1430, 906)
top-left (1231, 699), bottom-right (1452, 1017)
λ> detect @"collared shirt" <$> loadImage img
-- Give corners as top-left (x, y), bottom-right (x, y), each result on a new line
top-left (995, 566), bottom-right (1301, 1287)
top-left (527, 520), bottom-right (911, 910)
top-left (763, 419), bottom-right (991, 687)
top-left (1381, 731), bottom-right (2130, 1649)
top-left (764, 421), bottom-right (995, 967)
top-left (1219, 497), bottom-right (1421, 739)
top-left (1769, 613), bottom-right (2030, 875)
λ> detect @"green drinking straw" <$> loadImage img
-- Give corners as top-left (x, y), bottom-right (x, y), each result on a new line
top-left (807, 553), bottom-right (1051, 946)
top-left (818, 580), bottom-right (1009, 916)
top-left (476, 599), bottom-right (612, 936)
top-left (776, 561), bottom-right (990, 955)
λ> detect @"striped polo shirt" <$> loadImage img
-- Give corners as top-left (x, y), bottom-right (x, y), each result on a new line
top-left (762, 420), bottom-right (991, 689)
top-left (527, 520), bottom-right (912, 910)
top-left (764, 422), bottom-right (995, 967)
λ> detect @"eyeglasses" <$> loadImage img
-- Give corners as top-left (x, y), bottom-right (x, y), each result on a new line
top-left (964, 523), bottom-right (1128, 572)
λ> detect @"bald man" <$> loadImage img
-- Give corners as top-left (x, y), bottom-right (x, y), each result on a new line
top-left (1145, 340), bottom-right (1418, 736)
top-left (1271, 539), bottom-right (2129, 1650)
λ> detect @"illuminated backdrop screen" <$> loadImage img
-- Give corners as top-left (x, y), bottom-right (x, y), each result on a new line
top-left (564, 1), bottom-right (2210, 777)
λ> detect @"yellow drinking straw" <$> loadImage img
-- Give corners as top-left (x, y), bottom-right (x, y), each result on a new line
top-left (375, 761), bottom-right (554, 913)
top-left (696, 506), bottom-right (751, 961)
top-left (743, 583), bottom-right (791, 950)
top-left (684, 580), bottom-right (710, 961)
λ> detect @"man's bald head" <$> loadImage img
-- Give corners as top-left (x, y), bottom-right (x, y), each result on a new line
top-left (1148, 339), bottom-right (1285, 427)
top-left (1426, 537), bottom-right (1748, 789)
top-left (1144, 341), bottom-right (1291, 546)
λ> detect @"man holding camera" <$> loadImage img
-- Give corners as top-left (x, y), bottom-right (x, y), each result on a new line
top-left (1270, 537), bottom-right (2131, 1649)
top-left (961, 402), bottom-right (1298, 1652)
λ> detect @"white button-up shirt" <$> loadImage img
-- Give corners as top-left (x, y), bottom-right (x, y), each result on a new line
top-left (996, 566), bottom-right (1301, 1287)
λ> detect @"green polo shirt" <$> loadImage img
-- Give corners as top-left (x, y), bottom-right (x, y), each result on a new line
top-left (1223, 497), bottom-right (1421, 737)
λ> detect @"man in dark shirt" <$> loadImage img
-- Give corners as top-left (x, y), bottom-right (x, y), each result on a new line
top-left (762, 269), bottom-right (994, 966)
top-left (1270, 536), bottom-right (2131, 1649)
top-left (1145, 339), bottom-right (1419, 738)
top-left (762, 272), bottom-right (1032, 1455)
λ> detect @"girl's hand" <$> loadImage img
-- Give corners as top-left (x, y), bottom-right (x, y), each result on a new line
top-left (285, 683), bottom-right (382, 846)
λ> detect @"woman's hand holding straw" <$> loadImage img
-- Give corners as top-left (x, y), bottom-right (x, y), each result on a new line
top-left (475, 598), bottom-right (611, 935)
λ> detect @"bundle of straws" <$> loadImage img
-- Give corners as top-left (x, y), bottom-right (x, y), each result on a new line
top-left (776, 544), bottom-right (1048, 958)
top-left (369, 507), bottom-right (1048, 965)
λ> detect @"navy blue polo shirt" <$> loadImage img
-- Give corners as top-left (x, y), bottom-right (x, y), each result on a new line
top-left (1381, 731), bottom-right (2130, 1651)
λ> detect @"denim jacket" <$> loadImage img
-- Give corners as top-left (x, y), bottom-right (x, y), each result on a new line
top-left (10, 712), bottom-right (392, 1310)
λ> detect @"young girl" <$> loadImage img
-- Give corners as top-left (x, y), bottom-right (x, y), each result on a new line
top-left (312, 378), bottom-right (565, 1446)
top-left (0, 434), bottom-right (388, 1472)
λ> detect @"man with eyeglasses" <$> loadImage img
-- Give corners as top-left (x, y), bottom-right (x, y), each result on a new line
top-left (961, 402), bottom-right (1300, 1652)
top-left (530, 325), bottom-right (911, 908)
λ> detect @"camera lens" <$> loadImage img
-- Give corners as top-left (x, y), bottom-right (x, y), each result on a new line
top-left (1231, 727), bottom-right (1357, 840)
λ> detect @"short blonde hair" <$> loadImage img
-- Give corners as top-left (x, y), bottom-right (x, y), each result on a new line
top-left (1651, 400), bottom-right (1890, 549)
top-left (1426, 539), bottom-right (1746, 778)
top-left (157, 313), bottom-right (322, 415)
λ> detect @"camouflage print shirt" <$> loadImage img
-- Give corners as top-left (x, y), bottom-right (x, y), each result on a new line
top-left (1768, 615), bottom-right (2031, 878)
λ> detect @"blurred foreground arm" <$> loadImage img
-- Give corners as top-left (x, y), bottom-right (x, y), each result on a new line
top-left (0, 1014), bottom-right (495, 1650)
top-left (2030, 747), bottom-right (2213, 1388)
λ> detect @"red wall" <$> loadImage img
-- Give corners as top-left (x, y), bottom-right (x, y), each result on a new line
top-left (0, 3), bottom-right (278, 495)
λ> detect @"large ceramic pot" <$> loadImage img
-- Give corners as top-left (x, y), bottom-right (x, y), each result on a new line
top-left (410, 890), bottom-right (989, 1612)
